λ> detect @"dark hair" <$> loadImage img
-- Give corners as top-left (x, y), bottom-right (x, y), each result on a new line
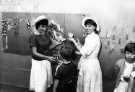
top-left (84, 19), bottom-right (99, 34)
top-left (84, 19), bottom-right (97, 28)
top-left (124, 42), bottom-right (135, 54)
top-left (35, 19), bottom-right (48, 30)
top-left (60, 40), bottom-right (77, 61)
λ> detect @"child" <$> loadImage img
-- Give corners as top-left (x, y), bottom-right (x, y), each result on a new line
top-left (113, 42), bottom-right (135, 92)
top-left (53, 40), bottom-right (77, 92)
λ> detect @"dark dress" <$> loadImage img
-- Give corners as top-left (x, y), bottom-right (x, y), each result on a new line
top-left (29, 32), bottom-right (53, 92)
top-left (50, 39), bottom-right (79, 76)
top-left (54, 62), bottom-right (77, 92)
top-left (29, 33), bottom-right (52, 60)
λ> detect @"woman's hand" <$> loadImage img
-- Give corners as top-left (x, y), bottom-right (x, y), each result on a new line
top-left (68, 32), bottom-right (76, 41)
top-left (47, 56), bottom-right (56, 62)
top-left (68, 32), bottom-right (74, 38)
top-left (68, 36), bottom-right (76, 44)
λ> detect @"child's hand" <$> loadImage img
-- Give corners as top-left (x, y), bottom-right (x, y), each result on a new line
top-left (131, 71), bottom-right (135, 78)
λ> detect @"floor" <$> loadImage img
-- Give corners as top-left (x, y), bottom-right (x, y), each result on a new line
top-left (0, 84), bottom-right (29, 92)
top-left (0, 78), bottom-right (115, 92)
top-left (0, 84), bottom-right (55, 92)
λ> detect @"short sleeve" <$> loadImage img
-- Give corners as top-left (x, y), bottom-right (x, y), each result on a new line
top-left (29, 35), bottom-right (36, 48)
top-left (54, 65), bottom-right (63, 80)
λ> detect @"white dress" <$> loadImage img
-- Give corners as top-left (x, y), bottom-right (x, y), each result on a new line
top-left (29, 59), bottom-right (53, 92)
top-left (113, 62), bottom-right (134, 92)
top-left (77, 32), bottom-right (102, 92)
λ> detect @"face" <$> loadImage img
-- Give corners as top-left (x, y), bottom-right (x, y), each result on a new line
top-left (125, 51), bottom-right (135, 63)
top-left (37, 25), bottom-right (47, 34)
top-left (84, 24), bottom-right (96, 34)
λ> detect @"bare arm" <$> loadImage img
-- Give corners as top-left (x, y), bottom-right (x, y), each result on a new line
top-left (53, 79), bottom-right (59, 92)
top-left (32, 47), bottom-right (54, 60)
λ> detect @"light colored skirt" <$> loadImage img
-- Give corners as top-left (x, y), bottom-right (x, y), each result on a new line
top-left (77, 58), bottom-right (102, 92)
top-left (29, 59), bottom-right (53, 92)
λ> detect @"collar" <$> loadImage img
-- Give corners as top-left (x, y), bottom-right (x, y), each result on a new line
top-left (62, 60), bottom-right (71, 64)
top-left (87, 31), bottom-right (95, 36)
top-left (125, 60), bottom-right (135, 65)
top-left (125, 61), bottom-right (134, 66)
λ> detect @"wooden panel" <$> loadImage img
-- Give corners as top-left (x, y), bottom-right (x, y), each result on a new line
top-left (0, 67), bottom-right (30, 88)
top-left (0, 53), bottom-right (31, 88)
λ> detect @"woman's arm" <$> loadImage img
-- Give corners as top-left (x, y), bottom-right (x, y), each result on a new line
top-left (53, 79), bottom-right (59, 92)
top-left (32, 46), bottom-right (54, 60)
top-left (70, 34), bottom-right (99, 58)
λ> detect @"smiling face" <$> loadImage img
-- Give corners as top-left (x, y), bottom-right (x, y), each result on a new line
top-left (83, 19), bottom-right (97, 34)
top-left (35, 18), bottom-right (49, 35)
top-left (84, 24), bottom-right (96, 34)
top-left (37, 24), bottom-right (47, 35)
top-left (124, 43), bottom-right (135, 63)
top-left (125, 51), bottom-right (135, 63)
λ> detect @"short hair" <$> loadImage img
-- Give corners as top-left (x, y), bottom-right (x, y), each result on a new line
top-left (60, 40), bottom-right (76, 61)
top-left (124, 42), bottom-right (135, 54)
top-left (84, 19), bottom-right (97, 28)
top-left (35, 19), bottom-right (48, 30)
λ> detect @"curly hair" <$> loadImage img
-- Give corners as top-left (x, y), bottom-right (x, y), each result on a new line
top-left (60, 40), bottom-right (77, 61)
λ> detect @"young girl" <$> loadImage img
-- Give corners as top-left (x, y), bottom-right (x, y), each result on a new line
top-left (53, 40), bottom-right (78, 92)
top-left (113, 42), bottom-right (135, 92)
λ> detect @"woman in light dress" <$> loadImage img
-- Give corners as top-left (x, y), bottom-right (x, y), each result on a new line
top-left (69, 17), bottom-right (102, 92)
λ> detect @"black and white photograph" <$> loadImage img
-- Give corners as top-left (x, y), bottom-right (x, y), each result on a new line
top-left (0, 0), bottom-right (135, 92)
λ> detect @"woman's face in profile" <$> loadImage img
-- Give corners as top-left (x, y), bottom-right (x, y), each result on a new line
top-left (37, 25), bottom-right (47, 34)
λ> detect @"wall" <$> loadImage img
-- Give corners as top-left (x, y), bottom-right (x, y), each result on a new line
top-left (1, 12), bottom-right (135, 74)
top-left (0, 12), bottom-right (135, 90)
top-left (0, 0), bottom-right (135, 91)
